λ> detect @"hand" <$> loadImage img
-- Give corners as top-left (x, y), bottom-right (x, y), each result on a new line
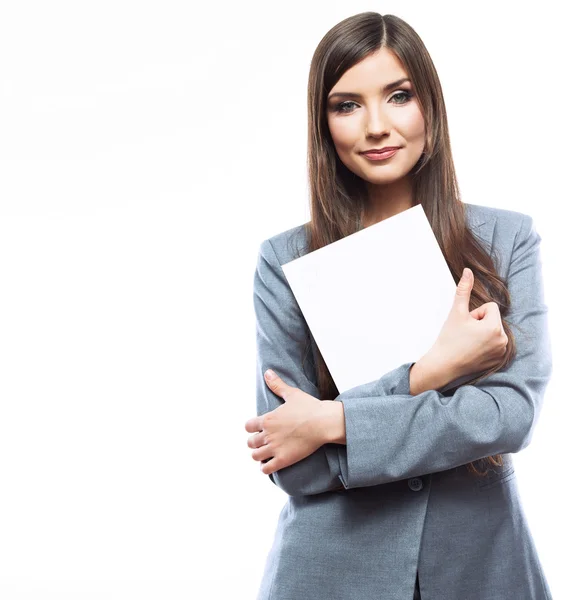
top-left (245, 370), bottom-right (327, 476)
top-left (425, 268), bottom-right (508, 379)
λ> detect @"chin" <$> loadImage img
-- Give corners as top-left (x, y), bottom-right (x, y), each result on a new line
top-left (358, 163), bottom-right (405, 178)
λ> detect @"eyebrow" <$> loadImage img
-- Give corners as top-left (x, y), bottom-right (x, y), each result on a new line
top-left (327, 77), bottom-right (411, 101)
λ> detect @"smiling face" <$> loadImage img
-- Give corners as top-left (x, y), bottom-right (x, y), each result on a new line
top-left (326, 46), bottom-right (426, 200)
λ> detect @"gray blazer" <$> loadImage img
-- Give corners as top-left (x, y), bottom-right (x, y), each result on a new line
top-left (253, 202), bottom-right (553, 600)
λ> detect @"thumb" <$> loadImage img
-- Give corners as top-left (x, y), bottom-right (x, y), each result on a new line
top-left (264, 369), bottom-right (289, 399)
top-left (453, 267), bottom-right (474, 314)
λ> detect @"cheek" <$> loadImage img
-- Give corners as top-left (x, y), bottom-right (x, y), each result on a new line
top-left (396, 106), bottom-right (426, 140)
top-left (328, 118), bottom-right (359, 149)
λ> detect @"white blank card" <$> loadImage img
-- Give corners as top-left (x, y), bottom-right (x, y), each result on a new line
top-left (281, 204), bottom-right (458, 394)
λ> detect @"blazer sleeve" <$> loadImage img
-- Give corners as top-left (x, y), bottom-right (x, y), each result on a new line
top-left (335, 212), bottom-right (553, 489)
top-left (253, 213), bottom-right (552, 495)
top-left (253, 238), bottom-right (413, 497)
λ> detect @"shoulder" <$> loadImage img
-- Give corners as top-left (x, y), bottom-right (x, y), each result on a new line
top-left (465, 203), bottom-right (540, 280)
top-left (258, 204), bottom-right (535, 266)
top-left (258, 222), bottom-right (310, 267)
top-left (465, 201), bottom-right (533, 238)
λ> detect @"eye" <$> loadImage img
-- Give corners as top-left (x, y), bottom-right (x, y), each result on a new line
top-left (391, 90), bottom-right (413, 104)
top-left (332, 89), bottom-right (414, 114)
top-left (334, 100), bottom-right (357, 114)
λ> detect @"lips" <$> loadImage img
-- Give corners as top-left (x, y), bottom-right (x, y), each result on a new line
top-left (361, 147), bottom-right (400, 161)
top-left (361, 146), bottom-right (400, 154)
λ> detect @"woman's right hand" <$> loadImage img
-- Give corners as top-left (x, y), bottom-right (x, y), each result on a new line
top-left (424, 267), bottom-right (509, 381)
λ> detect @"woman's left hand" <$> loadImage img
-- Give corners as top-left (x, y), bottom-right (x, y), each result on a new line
top-left (245, 370), bottom-right (327, 476)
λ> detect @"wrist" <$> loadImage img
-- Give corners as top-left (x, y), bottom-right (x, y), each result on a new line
top-left (410, 352), bottom-right (461, 395)
top-left (318, 400), bottom-right (346, 445)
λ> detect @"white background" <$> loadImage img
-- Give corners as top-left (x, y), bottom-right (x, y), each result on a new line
top-left (0, 2), bottom-right (575, 598)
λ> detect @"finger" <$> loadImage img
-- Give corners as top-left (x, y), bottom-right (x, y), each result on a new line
top-left (264, 369), bottom-right (290, 400)
top-left (253, 444), bottom-right (274, 463)
top-left (244, 417), bottom-right (262, 433)
top-left (481, 302), bottom-right (503, 327)
top-left (470, 301), bottom-right (494, 321)
top-left (247, 431), bottom-right (266, 449)
top-left (453, 268), bottom-right (474, 315)
top-left (261, 456), bottom-right (278, 475)
top-left (470, 304), bottom-right (487, 320)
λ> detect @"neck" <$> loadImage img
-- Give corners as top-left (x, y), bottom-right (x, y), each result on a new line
top-left (362, 176), bottom-right (414, 227)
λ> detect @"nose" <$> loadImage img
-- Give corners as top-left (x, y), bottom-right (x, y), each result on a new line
top-left (365, 105), bottom-right (392, 138)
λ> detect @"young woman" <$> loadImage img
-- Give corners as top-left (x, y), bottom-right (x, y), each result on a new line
top-left (245, 12), bottom-right (553, 600)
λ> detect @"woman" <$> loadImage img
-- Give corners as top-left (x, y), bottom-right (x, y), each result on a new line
top-left (245, 12), bottom-right (553, 600)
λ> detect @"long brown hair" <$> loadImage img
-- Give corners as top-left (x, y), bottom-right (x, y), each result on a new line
top-left (299, 12), bottom-right (516, 478)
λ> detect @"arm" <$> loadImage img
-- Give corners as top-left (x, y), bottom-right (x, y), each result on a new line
top-left (322, 355), bottom-right (454, 445)
top-left (332, 213), bottom-right (552, 489)
top-left (254, 214), bottom-right (551, 494)
top-left (253, 238), bottom-right (418, 496)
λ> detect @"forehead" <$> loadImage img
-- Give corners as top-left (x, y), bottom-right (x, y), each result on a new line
top-left (329, 47), bottom-right (408, 94)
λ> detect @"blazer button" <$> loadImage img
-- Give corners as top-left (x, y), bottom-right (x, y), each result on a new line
top-left (408, 477), bottom-right (423, 491)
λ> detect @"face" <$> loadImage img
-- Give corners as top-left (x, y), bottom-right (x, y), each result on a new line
top-left (326, 46), bottom-right (426, 188)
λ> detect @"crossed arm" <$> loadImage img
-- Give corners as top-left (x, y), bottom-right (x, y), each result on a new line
top-left (252, 214), bottom-right (552, 496)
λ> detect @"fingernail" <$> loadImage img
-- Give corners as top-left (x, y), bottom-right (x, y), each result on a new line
top-left (265, 369), bottom-right (274, 380)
